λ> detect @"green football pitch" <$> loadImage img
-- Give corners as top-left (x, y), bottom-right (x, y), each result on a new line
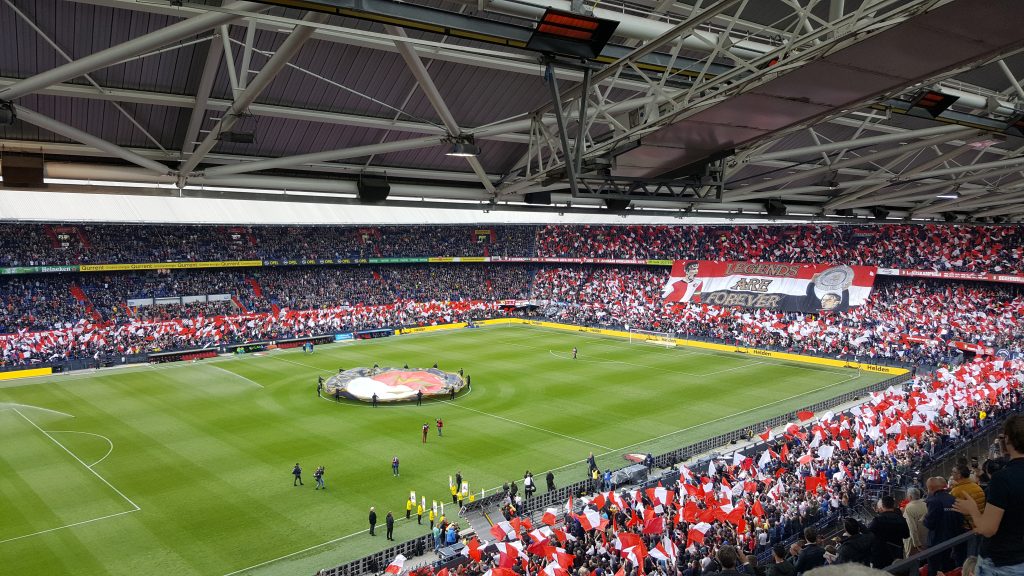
top-left (0, 324), bottom-right (889, 576)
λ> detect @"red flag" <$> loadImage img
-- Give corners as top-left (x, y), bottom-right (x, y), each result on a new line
top-left (759, 427), bottom-right (771, 442)
top-left (542, 509), bottom-right (558, 526)
top-left (797, 411), bottom-right (814, 421)
top-left (751, 500), bottom-right (765, 518)
top-left (385, 554), bottom-right (406, 575)
top-left (642, 515), bottom-right (664, 535)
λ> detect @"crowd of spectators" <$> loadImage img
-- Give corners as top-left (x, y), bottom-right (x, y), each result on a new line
top-left (2, 223), bottom-right (1023, 274)
top-left (534, 268), bottom-right (1024, 367)
top-left (533, 224), bottom-right (1024, 273)
top-left (402, 357), bottom-right (1022, 576)
top-left (4, 263), bottom-right (1023, 369)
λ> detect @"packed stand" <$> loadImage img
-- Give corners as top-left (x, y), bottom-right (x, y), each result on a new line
top-left (534, 224), bottom-right (1024, 273)
top-left (405, 358), bottom-right (1022, 576)
top-left (0, 224), bottom-right (536, 267)
top-left (3, 223), bottom-right (1024, 274)
top-left (534, 267), bottom-right (1024, 367)
top-left (0, 264), bottom-right (532, 367)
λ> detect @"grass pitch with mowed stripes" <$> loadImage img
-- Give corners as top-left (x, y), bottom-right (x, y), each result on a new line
top-left (0, 324), bottom-right (888, 575)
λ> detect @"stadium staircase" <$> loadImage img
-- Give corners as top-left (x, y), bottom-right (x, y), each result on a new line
top-left (75, 227), bottom-right (91, 249)
top-left (460, 502), bottom-right (501, 539)
top-left (244, 278), bottom-right (263, 298)
top-left (230, 296), bottom-right (248, 314)
top-left (43, 225), bottom-right (62, 248)
top-left (69, 284), bottom-right (103, 322)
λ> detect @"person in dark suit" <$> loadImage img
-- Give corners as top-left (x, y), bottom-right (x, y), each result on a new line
top-left (836, 518), bottom-right (874, 566)
top-left (546, 470), bottom-right (556, 492)
top-left (794, 527), bottom-right (827, 574)
top-left (368, 506), bottom-right (377, 536)
top-left (869, 495), bottom-right (910, 568)
top-left (385, 511), bottom-right (395, 541)
top-left (766, 544), bottom-right (796, 576)
top-left (924, 476), bottom-right (965, 576)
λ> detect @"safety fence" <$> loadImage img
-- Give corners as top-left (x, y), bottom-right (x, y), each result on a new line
top-left (317, 371), bottom-right (910, 575)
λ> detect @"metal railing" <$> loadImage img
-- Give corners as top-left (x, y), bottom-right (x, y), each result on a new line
top-left (319, 371), bottom-right (911, 575)
top-left (885, 531), bottom-right (980, 575)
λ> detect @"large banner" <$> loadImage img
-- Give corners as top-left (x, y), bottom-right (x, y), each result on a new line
top-left (662, 261), bottom-right (878, 312)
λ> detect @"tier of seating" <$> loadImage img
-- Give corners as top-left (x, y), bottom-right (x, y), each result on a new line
top-left (3, 265), bottom-right (1022, 368)
top-left (403, 357), bottom-right (1023, 576)
top-left (2, 223), bottom-right (1023, 273)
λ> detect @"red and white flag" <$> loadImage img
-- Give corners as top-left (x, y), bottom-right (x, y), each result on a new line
top-left (385, 554), bottom-right (406, 575)
top-left (576, 508), bottom-right (608, 532)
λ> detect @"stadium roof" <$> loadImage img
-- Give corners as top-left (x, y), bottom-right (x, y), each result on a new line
top-left (2, 0), bottom-right (1024, 224)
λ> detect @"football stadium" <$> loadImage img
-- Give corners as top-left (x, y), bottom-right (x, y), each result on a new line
top-left (1, 2), bottom-right (1023, 576)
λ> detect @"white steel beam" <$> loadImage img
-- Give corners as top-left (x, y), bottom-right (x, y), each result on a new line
top-left (746, 124), bottom-right (968, 163)
top-left (0, 1), bottom-right (264, 102)
top-left (724, 129), bottom-right (978, 203)
top-left (181, 11), bottom-right (328, 177)
top-left (181, 37), bottom-right (224, 157)
top-left (201, 136), bottom-right (444, 178)
top-left (825, 139), bottom-right (981, 209)
top-left (0, 139), bottom-right (492, 182)
top-left (0, 77), bottom-right (530, 144)
top-left (11, 106), bottom-right (172, 174)
top-left (386, 26), bottom-right (495, 195)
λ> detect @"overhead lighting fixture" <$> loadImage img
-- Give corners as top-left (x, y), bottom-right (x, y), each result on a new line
top-left (909, 89), bottom-right (960, 118)
top-left (936, 185), bottom-right (961, 200)
top-left (525, 8), bottom-right (619, 59)
top-left (0, 101), bottom-right (15, 125)
top-left (444, 134), bottom-right (480, 158)
top-left (968, 135), bottom-right (1006, 150)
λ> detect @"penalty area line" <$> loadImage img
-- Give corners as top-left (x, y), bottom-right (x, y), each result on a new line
top-left (0, 508), bottom-right (139, 545)
top-left (438, 399), bottom-right (613, 451)
top-left (12, 409), bottom-right (141, 512)
top-left (206, 364), bottom-right (264, 389)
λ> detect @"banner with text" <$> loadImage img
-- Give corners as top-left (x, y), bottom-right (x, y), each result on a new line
top-left (662, 260), bottom-right (878, 312)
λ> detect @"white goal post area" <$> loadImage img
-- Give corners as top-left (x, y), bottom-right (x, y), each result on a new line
top-left (628, 328), bottom-right (677, 347)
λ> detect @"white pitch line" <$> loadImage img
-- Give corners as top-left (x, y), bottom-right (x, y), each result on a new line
top-left (602, 370), bottom-right (864, 456)
top-left (48, 430), bottom-right (115, 468)
top-left (696, 360), bottom-right (768, 376)
top-left (0, 403), bottom-right (74, 418)
top-left (269, 355), bottom-right (325, 372)
top-left (547, 349), bottom-right (705, 376)
top-left (0, 509), bottom-right (139, 545)
top-left (206, 364), bottom-right (264, 389)
top-left (12, 409), bottom-right (140, 512)
top-left (438, 399), bottom-right (613, 451)
top-left (219, 514), bottom-right (421, 576)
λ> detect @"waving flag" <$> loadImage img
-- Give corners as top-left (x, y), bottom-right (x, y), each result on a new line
top-left (577, 508), bottom-right (608, 532)
top-left (385, 554), bottom-right (406, 575)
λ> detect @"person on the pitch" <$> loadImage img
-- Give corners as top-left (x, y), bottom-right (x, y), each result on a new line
top-left (572, 346), bottom-right (578, 359)
top-left (416, 389), bottom-right (423, 406)
top-left (392, 455), bottom-right (400, 477)
top-left (406, 496), bottom-right (413, 519)
top-left (417, 500), bottom-right (424, 524)
top-left (314, 465), bottom-right (325, 490)
top-left (368, 506), bottom-right (377, 536)
top-left (317, 376), bottom-right (324, 397)
top-left (385, 511), bottom-right (395, 540)
top-left (436, 418), bottom-right (444, 436)
top-left (372, 392), bottom-right (378, 408)
top-left (292, 463), bottom-right (303, 486)
top-left (422, 422), bottom-right (429, 443)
